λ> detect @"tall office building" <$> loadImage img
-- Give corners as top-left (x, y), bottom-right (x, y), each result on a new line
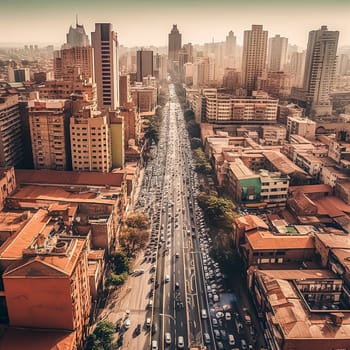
top-left (303, 25), bottom-right (339, 116)
top-left (91, 23), bottom-right (120, 110)
top-left (288, 51), bottom-right (306, 88)
top-left (168, 24), bottom-right (182, 68)
top-left (136, 50), bottom-right (154, 82)
top-left (242, 25), bottom-right (268, 95)
top-left (65, 20), bottom-right (89, 48)
top-left (225, 31), bottom-right (236, 69)
top-left (268, 34), bottom-right (288, 72)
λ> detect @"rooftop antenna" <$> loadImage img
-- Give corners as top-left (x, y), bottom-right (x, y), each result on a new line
top-left (76, 14), bottom-right (79, 26)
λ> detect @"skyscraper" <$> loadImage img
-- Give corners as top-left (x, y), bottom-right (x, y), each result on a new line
top-left (91, 23), bottom-right (120, 110)
top-left (303, 25), bottom-right (339, 116)
top-left (65, 19), bottom-right (89, 48)
top-left (136, 49), bottom-right (154, 82)
top-left (242, 25), bottom-right (268, 95)
top-left (225, 31), bottom-right (236, 69)
top-left (268, 34), bottom-right (288, 72)
top-left (168, 24), bottom-right (182, 68)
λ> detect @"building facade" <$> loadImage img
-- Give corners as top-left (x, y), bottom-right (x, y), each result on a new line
top-left (303, 26), bottom-right (339, 117)
top-left (70, 109), bottom-right (112, 172)
top-left (91, 23), bottom-right (119, 110)
top-left (242, 25), bottom-right (268, 95)
top-left (136, 50), bottom-right (153, 82)
top-left (28, 99), bottom-right (72, 170)
top-left (268, 34), bottom-right (288, 72)
top-left (0, 94), bottom-right (24, 167)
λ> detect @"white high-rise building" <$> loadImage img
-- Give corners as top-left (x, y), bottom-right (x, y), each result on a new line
top-left (91, 23), bottom-right (120, 110)
top-left (303, 25), bottom-right (339, 116)
top-left (242, 25), bottom-right (268, 95)
top-left (268, 35), bottom-right (288, 72)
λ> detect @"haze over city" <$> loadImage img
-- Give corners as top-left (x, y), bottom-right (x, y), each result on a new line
top-left (0, 0), bottom-right (350, 47)
top-left (1, 0), bottom-right (350, 350)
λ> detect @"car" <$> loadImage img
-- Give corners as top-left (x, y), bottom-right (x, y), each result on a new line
top-left (225, 312), bottom-right (231, 320)
top-left (241, 339), bottom-right (248, 349)
top-left (165, 275), bottom-right (170, 283)
top-left (152, 340), bottom-right (158, 350)
top-left (228, 334), bottom-right (235, 345)
top-left (175, 282), bottom-right (180, 289)
top-left (203, 333), bottom-right (211, 344)
top-left (213, 294), bottom-right (219, 302)
top-left (165, 332), bottom-right (171, 344)
top-left (220, 329), bottom-right (227, 340)
top-left (147, 300), bottom-right (153, 309)
top-left (146, 318), bottom-right (151, 328)
top-left (214, 329), bottom-right (220, 340)
top-left (177, 336), bottom-right (184, 348)
top-left (124, 318), bottom-right (131, 329)
top-left (216, 341), bottom-right (224, 350)
top-left (175, 252), bottom-right (180, 258)
top-left (201, 309), bottom-right (208, 319)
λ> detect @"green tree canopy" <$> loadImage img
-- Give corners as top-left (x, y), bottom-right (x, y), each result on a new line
top-left (190, 137), bottom-right (202, 149)
top-left (110, 251), bottom-right (130, 274)
top-left (187, 120), bottom-right (200, 138)
top-left (86, 321), bottom-right (116, 350)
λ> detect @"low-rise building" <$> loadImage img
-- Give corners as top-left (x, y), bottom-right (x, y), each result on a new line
top-left (286, 116), bottom-right (316, 140)
top-left (260, 125), bottom-right (287, 145)
top-left (249, 268), bottom-right (350, 350)
top-left (259, 170), bottom-right (289, 207)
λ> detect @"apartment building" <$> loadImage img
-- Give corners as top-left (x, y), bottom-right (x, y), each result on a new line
top-left (70, 109), bottom-right (112, 172)
top-left (0, 94), bottom-right (24, 167)
top-left (0, 209), bottom-right (91, 349)
top-left (249, 269), bottom-right (350, 350)
top-left (130, 86), bottom-right (157, 115)
top-left (286, 116), bottom-right (316, 140)
top-left (205, 91), bottom-right (278, 124)
top-left (54, 46), bottom-right (94, 81)
top-left (259, 170), bottom-right (289, 207)
top-left (28, 99), bottom-right (72, 170)
top-left (260, 125), bottom-right (287, 145)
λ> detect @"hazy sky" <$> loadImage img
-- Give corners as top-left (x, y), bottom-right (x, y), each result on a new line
top-left (0, 0), bottom-right (349, 48)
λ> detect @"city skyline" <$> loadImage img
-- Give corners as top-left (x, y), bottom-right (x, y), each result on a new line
top-left (0, 0), bottom-right (350, 48)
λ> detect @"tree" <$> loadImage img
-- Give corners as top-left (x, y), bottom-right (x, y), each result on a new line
top-left (193, 148), bottom-right (212, 174)
top-left (187, 120), bottom-right (200, 138)
top-left (110, 251), bottom-right (130, 274)
top-left (184, 109), bottom-right (195, 122)
top-left (106, 272), bottom-right (127, 287)
top-left (197, 192), bottom-right (237, 228)
top-left (86, 321), bottom-right (116, 350)
top-left (119, 227), bottom-right (150, 255)
top-left (125, 213), bottom-right (149, 229)
top-left (190, 137), bottom-right (202, 149)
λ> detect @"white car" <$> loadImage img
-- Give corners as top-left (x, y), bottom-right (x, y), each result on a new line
top-left (124, 318), bottom-right (131, 329)
top-left (177, 336), bottom-right (184, 348)
top-left (165, 332), bottom-right (171, 344)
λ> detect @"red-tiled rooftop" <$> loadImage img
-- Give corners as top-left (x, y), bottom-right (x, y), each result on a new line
top-left (0, 327), bottom-right (76, 350)
top-left (246, 230), bottom-right (315, 250)
top-left (289, 184), bottom-right (333, 194)
top-left (313, 196), bottom-right (350, 217)
top-left (235, 215), bottom-right (269, 232)
top-left (15, 169), bottom-right (125, 187)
